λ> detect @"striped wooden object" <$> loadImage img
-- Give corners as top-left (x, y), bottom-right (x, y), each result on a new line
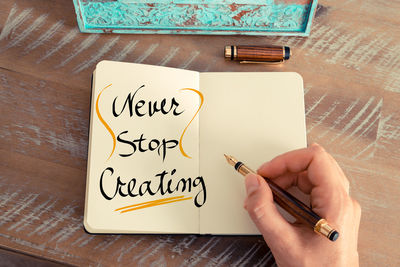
top-left (233, 45), bottom-right (287, 62)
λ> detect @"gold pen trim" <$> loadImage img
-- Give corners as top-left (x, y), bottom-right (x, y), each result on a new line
top-left (224, 46), bottom-right (232, 60)
top-left (237, 163), bottom-right (254, 176)
top-left (314, 219), bottom-right (338, 240)
top-left (239, 60), bottom-right (284, 64)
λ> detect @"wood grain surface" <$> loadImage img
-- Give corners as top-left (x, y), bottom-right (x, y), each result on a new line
top-left (1, 0), bottom-right (399, 266)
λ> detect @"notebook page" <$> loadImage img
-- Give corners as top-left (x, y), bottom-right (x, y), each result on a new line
top-left (84, 61), bottom-right (202, 233)
top-left (199, 72), bottom-right (307, 234)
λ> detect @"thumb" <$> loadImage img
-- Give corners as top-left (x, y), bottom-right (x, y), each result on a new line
top-left (244, 173), bottom-right (298, 247)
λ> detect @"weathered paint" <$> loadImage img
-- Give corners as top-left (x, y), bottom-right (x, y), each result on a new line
top-left (72, 0), bottom-right (318, 36)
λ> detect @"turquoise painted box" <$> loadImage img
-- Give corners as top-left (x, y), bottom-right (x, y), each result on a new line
top-left (73, 0), bottom-right (318, 36)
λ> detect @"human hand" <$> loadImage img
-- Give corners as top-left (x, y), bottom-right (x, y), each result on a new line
top-left (244, 144), bottom-right (361, 267)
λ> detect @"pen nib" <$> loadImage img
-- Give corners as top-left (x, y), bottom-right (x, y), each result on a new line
top-left (224, 154), bottom-right (230, 161)
top-left (224, 154), bottom-right (237, 166)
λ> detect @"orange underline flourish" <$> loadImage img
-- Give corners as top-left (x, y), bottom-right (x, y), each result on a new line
top-left (95, 84), bottom-right (115, 161)
top-left (179, 88), bottom-right (204, 159)
top-left (115, 196), bottom-right (192, 214)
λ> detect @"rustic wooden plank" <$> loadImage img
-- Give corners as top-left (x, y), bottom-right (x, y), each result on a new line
top-left (0, 67), bottom-right (89, 170)
top-left (0, 247), bottom-right (65, 267)
top-left (1, 0), bottom-right (400, 266)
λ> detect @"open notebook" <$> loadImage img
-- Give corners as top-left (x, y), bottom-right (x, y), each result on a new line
top-left (84, 61), bottom-right (306, 234)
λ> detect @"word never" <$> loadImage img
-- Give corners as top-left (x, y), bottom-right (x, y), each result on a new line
top-left (112, 85), bottom-right (184, 118)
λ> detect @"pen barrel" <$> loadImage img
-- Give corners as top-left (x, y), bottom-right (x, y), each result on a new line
top-left (229, 158), bottom-right (338, 241)
top-left (233, 46), bottom-right (288, 62)
top-left (265, 178), bottom-right (321, 227)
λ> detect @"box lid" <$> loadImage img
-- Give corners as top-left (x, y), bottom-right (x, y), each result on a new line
top-left (73, 0), bottom-right (318, 36)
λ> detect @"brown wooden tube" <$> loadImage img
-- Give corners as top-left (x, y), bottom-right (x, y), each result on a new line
top-left (266, 178), bottom-right (320, 226)
top-left (224, 45), bottom-right (291, 63)
top-left (225, 155), bottom-right (339, 241)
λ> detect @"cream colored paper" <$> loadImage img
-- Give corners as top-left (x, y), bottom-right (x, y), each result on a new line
top-left (85, 62), bottom-right (306, 234)
top-left (199, 72), bottom-right (307, 234)
top-left (85, 61), bottom-right (201, 233)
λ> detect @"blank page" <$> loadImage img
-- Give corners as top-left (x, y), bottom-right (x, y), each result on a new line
top-left (199, 72), bottom-right (307, 234)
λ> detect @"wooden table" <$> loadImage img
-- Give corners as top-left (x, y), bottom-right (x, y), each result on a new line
top-left (1, 0), bottom-right (399, 266)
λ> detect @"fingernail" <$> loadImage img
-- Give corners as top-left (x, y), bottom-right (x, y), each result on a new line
top-left (245, 174), bottom-right (259, 195)
top-left (310, 142), bottom-right (325, 152)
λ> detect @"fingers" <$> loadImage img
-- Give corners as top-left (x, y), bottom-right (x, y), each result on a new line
top-left (258, 144), bottom-right (349, 194)
top-left (263, 171), bottom-right (313, 194)
top-left (244, 173), bottom-right (299, 248)
top-left (257, 144), bottom-right (353, 221)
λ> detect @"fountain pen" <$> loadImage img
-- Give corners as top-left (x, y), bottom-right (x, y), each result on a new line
top-left (224, 154), bottom-right (339, 242)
